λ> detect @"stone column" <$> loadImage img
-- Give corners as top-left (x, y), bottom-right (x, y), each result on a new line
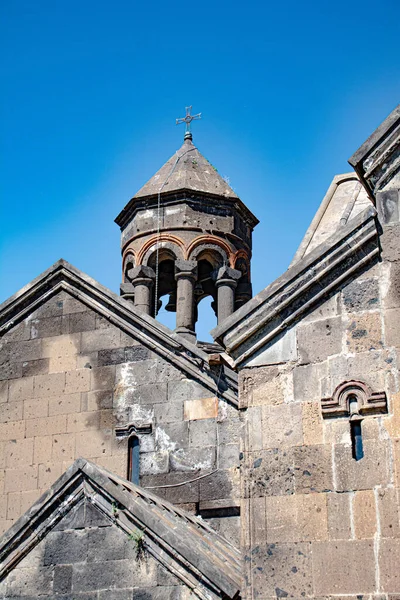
top-left (128, 265), bottom-right (155, 316)
top-left (120, 282), bottom-right (135, 305)
top-left (174, 259), bottom-right (198, 342)
top-left (215, 266), bottom-right (241, 324)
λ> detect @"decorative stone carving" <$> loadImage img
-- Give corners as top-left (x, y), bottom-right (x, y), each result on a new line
top-left (321, 380), bottom-right (387, 418)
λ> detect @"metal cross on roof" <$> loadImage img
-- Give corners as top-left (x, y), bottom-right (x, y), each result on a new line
top-left (176, 106), bottom-right (201, 136)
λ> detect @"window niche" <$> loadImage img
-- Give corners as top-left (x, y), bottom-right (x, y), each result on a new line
top-left (321, 380), bottom-right (388, 461)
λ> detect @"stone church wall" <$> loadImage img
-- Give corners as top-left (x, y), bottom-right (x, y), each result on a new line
top-left (240, 188), bottom-right (400, 597)
top-left (0, 500), bottom-right (194, 599)
top-left (0, 291), bottom-right (240, 544)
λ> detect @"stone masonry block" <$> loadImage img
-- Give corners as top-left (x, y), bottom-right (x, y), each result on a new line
top-left (154, 401), bottom-right (183, 424)
top-left (53, 564), bottom-right (73, 594)
top-left (327, 492), bottom-right (351, 540)
top-left (252, 374), bottom-right (285, 406)
top-left (87, 525), bottom-right (127, 562)
top-left (170, 446), bottom-right (215, 472)
top-left (48, 393), bottom-right (81, 416)
top-left (162, 472), bottom-right (200, 504)
top-left (124, 383), bottom-right (168, 406)
top-left (189, 418), bottom-right (216, 447)
top-left (67, 411), bottom-right (101, 433)
top-left (199, 469), bottom-right (234, 501)
top-left (246, 448), bottom-right (295, 498)
top-left (302, 402), bottom-right (323, 445)
top-left (33, 435), bottom-right (53, 464)
top-left (5, 438), bottom-right (34, 468)
top-left (353, 489), bottom-right (377, 538)
top-left (168, 379), bottom-right (209, 403)
top-left (25, 415), bottom-right (67, 438)
top-left (292, 362), bottom-right (327, 403)
top-left (21, 357), bottom-right (50, 378)
top-left (380, 222), bottom-right (400, 261)
top-left (8, 376), bottom-right (34, 401)
top-left (342, 278), bottom-right (380, 312)
top-left (261, 404), bottom-right (303, 449)
top-left (80, 328), bottom-right (121, 353)
top-left (218, 443), bottom-right (240, 469)
top-left (312, 540), bottom-right (375, 594)
top-left (72, 559), bottom-right (144, 592)
top-left (2, 339), bottom-right (42, 363)
top-left (44, 529), bottom-right (88, 565)
top-left (298, 316), bottom-right (342, 365)
top-left (0, 380), bottom-right (8, 403)
top-left (75, 429), bottom-right (111, 458)
top-left (0, 419), bottom-right (25, 441)
top-left (157, 421), bottom-right (189, 449)
top-left (379, 538), bottom-right (400, 592)
top-left (249, 541), bottom-right (313, 597)
top-left (52, 432), bottom-right (76, 461)
top-left (335, 440), bottom-right (390, 491)
top-left (385, 308), bottom-right (400, 348)
top-left (0, 401), bottom-right (23, 423)
top-left (384, 261), bottom-right (400, 309)
top-left (4, 465), bottom-right (38, 493)
top-left (23, 397), bottom-right (49, 420)
top-left (65, 368), bottom-right (91, 394)
top-left (293, 444), bottom-right (333, 493)
top-left (384, 391), bottom-right (400, 438)
top-left (265, 493), bottom-right (327, 542)
top-left (140, 451), bottom-right (169, 475)
top-left (346, 311), bottom-right (383, 353)
top-left (38, 462), bottom-right (63, 489)
top-left (31, 316), bottom-right (63, 338)
top-left (90, 365), bottom-right (116, 392)
top-left (183, 397), bottom-right (218, 421)
top-left (377, 487), bottom-right (400, 538)
top-left (65, 310), bottom-right (96, 333)
top-left (5, 565), bottom-right (53, 596)
top-left (33, 372), bottom-right (66, 398)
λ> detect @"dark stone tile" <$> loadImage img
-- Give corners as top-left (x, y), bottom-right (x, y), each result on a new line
top-left (44, 530), bottom-right (88, 565)
top-left (54, 565), bottom-right (73, 594)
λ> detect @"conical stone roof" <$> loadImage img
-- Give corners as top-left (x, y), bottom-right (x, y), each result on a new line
top-left (134, 133), bottom-right (239, 200)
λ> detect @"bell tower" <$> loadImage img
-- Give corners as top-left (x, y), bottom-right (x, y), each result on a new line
top-left (115, 110), bottom-right (259, 342)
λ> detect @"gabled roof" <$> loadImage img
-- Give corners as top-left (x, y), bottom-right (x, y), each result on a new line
top-left (348, 104), bottom-right (400, 200)
top-left (0, 459), bottom-right (242, 599)
top-left (212, 205), bottom-right (379, 366)
top-left (134, 135), bottom-right (239, 200)
top-left (0, 259), bottom-right (238, 405)
top-left (290, 173), bottom-right (372, 266)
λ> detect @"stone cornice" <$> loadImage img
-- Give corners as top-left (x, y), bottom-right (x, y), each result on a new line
top-left (0, 260), bottom-right (238, 406)
top-left (0, 459), bottom-right (242, 599)
top-left (348, 104), bottom-right (400, 200)
top-left (212, 206), bottom-right (379, 366)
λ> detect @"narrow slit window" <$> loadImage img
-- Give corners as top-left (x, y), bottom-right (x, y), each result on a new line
top-left (350, 420), bottom-right (364, 461)
top-left (128, 436), bottom-right (140, 484)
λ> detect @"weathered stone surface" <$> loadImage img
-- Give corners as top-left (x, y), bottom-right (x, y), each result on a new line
top-left (298, 317), bottom-right (342, 364)
top-left (335, 440), bottom-right (390, 491)
top-left (302, 402), bottom-right (323, 445)
top-left (183, 397), bottom-right (218, 421)
top-left (265, 493), bottom-right (327, 542)
top-left (246, 449), bottom-right (295, 498)
top-left (346, 311), bottom-right (383, 353)
top-left (248, 541), bottom-right (313, 597)
top-left (385, 308), bottom-right (400, 347)
top-left (293, 445), bottom-right (333, 493)
top-left (342, 278), bottom-right (380, 312)
top-left (292, 362), bottom-right (327, 403)
top-left (353, 489), bottom-right (377, 538)
top-left (378, 487), bottom-right (400, 538)
top-left (312, 540), bottom-right (375, 594)
top-left (379, 538), bottom-right (400, 592)
top-left (261, 404), bottom-right (303, 449)
top-left (327, 492), bottom-right (351, 540)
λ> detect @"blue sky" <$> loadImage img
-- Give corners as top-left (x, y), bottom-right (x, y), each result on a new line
top-left (1, 0), bottom-right (399, 340)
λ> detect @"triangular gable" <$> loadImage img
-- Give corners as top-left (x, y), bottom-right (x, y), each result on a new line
top-left (0, 458), bottom-right (242, 599)
top-left (212, 205), bottom-right (379, 366)
top-left (290, 173), bottom-right (372, 266)
top-left (0, 259), bottom-right (238, 405)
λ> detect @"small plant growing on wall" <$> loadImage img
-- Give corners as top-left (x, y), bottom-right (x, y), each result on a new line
top-left (128, 530), bottom-right (146, 561)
